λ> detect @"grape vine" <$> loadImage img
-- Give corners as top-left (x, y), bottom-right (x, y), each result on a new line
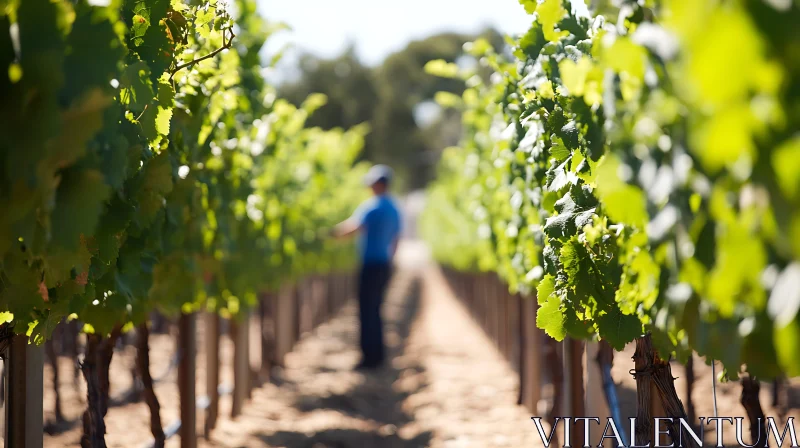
top-left (422, 0), bottom-right (800, 380)
top-left (0, 0), bottom-right (367, 343)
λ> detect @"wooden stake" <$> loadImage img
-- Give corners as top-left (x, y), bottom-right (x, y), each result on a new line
top-left (508, 292), bottom-right (521, 378)
top-left (565, 339), bottom-right (585, 447)
top-left (518, 296), bottom-right (541, 413)
top-left (685, 356), bottom-right (695, 426)
top-left (258, 294), bottom-right (272, 382)
top-left (545, 337), bottom-right (563, 448)
top-left (5, 335), bottom-right (44, 448)
top-left (204, 312), bottom-right (220, 438)
top-left (178, 313), bottom-right (197, 448)
top-left (230, 313), bottom-right (250, 418)
top-left (45, 338), bottom-right (64, 423)
top-left (275, 284), bottom-right (296, 366)
top-left (585, 341), bottom-right (611, 447)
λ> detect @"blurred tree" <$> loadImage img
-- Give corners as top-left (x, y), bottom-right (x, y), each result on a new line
top-left (279, 45), bottom-right (379, 135)
top-left (277, 28), bottom-right (505, 190)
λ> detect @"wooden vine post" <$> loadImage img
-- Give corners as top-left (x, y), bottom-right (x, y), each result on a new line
top-left (44, 337), bottom-right (64, 423)
top-left (771, 376), bottom-right (787, 419)
top-left (507, 290), bottom-right (521, 384)
top-left (498, 279), bottom-right (509, 361)
top-left (204, 312), bottom-right (220, 438)
top-left (274, 283), bottom-right (297, 366)
top-left (518, 295), bottom-right (542, 414)
top-left (685, 356), bottom-right (695, 426)
top-left (178, 313), bottom-right (197, 448)
top-left (258, 293), bottom-right (273, 383)
top-left (231, 312), bottom-right (250, 418)
top-left (326, 275), bottom-right (336, 318)
top-left (293, 284), bottom-right (302, 344)
top-left (585, 341), bottom-right (611, 447)
top-left (563, 339), bottom-right (585, 447)
top-left (4, 329), bottom-right (43, 448)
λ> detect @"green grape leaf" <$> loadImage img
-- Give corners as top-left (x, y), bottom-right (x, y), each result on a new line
top-left (424, 59), bottom-right (460, 78)
top-left (545, 159), bottom-right (574, 192)
top-left (594, 156), bottom-right (647, 228)
top-left (773, 319), bottom-right (800, 377)
top-left (46, 89), bottom-right (112, 170)
top-left (43, 240), bottom-right (92, 288)
top-left (543, 191), bottom-right (596, 238)
top-left (558, 121), bottom-right (580, 150)
top-left (694, 318), bottom-right (742, 372)
top-left (133, 152), bottom-right (174, 227)
top-left (537, 293), bottom-right (567, 340)
top-left (50, 169), bottom-right (111, 250)
top-left (707, 223), bottom-right (766, 317)
top-left (121, 61), bottom-right (154, 113)
top-left (741, 314), bottom-right (782, 379)
top-left (62, 2), bottom-right (123, 103)
top-left (95, 197), bottom-right (134, 264)
top-left (157, 81), bottom-right (175, 107)
top-left (559, 12), bottom-right (589, 41)
top-left (597, 306), bottom-right (643, 350)
top-left (616, 250), bottom-right (660, 313)
top-left (517, 21), bottom-right (546, 60)
top-left (564, 307), bottom-right (594, 339)
top-left (131, 1), bottom-right (152, 46)
top-left (518, 0), bottom-right (537, 14)
top-left (549, 138), bottom-right (571, 161)
top-left (537, 274), bottom-right (556, 305)
top-left (772, 137), bottom-right (800, 201)
top-left (535, 0), bottom-right (568, 42)
top-left (139, 104), bottom-right (173, 141)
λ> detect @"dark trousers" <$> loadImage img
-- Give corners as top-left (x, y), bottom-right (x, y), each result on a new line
top-left (358, 262), bottom-right (392, 364)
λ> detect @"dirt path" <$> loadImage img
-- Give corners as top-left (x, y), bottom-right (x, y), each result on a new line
top-left (199, 241), bottom-right (539, 448)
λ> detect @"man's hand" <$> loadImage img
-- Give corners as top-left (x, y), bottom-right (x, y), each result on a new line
top-left (317, 227), bottom-right (336, 240)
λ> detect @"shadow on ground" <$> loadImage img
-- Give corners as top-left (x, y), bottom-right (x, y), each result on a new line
top-left (258, 428), bottom-right (432, 448)
top-left (258, 275), bottom-right (433, 448)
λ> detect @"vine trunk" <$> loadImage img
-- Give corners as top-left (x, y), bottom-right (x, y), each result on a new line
top-left (740, 375), bottom-right (766, 447)
top-left (80, 326), bottom-right (122, 448)
top-left (136, 322), bottom-right (165, 447)
top-left (633, 335), bottom-right (695, 447)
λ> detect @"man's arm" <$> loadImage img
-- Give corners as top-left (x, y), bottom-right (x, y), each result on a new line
top-left (330, 217), bottom-right (361, 239)
top-left (327, 201), bottom-right (369, 240)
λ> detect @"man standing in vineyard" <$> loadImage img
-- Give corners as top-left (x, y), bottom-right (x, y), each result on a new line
top-left (331, 165), bottom-right (402, 370)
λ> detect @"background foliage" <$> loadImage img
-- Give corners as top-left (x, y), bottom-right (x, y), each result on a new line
top-left (278, 29), bottom-right (506, 190)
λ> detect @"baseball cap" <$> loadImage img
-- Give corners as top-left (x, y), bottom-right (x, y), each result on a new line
top-left (363, 164), bottom-right (393, 186)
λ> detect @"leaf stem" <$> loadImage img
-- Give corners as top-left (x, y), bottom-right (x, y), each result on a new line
top-left (170, 27), bottom-right (235, 81)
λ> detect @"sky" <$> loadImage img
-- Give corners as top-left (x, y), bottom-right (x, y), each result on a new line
top-left (257, 0), bottom-right (534, 80)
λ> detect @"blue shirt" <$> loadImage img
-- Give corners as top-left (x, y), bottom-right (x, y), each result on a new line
top-left (352, 195), bottom-right (402, 263)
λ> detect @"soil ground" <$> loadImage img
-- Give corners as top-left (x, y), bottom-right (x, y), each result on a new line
top-left (39, 241), bottom-right (800, 447)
